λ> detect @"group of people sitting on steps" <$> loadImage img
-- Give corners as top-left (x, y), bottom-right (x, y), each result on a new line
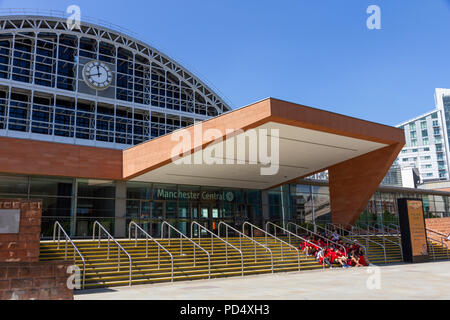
top-left (299, 233), bottom-right (369, 268)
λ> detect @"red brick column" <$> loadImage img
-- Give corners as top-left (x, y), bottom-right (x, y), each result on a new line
top-left (0, 199), bottom-right (74, 300)
top-left (0, 261), bottom-right (74, 300)
top-left (0, 200), bottom-right (41, 263)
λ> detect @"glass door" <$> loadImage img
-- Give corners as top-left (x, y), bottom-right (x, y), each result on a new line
top-left (190, 202), bottom-right (210, 237)
top-left (210, 206), bottom-right (220, 235)
top-left (140, 200), bottom-right (152, 234)
top-left (151, 201), bottom-right (165, 238)
top-left (199, 205), bottom-right (210, 237)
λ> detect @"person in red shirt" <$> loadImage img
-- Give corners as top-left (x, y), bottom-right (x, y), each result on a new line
top-left (357, 248), bottom-right (369, 266)
top-left (333, 248), bottom-right (349, 268)
top-left (302, 238), bottom-right (314, 256)
top-left (316, 247), bottom-right (332, 267)
top-left (348, 249), bottom-right (363, 267)
top-left (326, 247), bottom-right (336, 265)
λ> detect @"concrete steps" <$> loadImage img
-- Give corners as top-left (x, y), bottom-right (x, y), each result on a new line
top-left (40, 237), bottom-right (329, 289)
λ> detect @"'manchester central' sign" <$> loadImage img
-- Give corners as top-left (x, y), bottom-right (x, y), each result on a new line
top-left (156, 189), bottom-right (234, 202)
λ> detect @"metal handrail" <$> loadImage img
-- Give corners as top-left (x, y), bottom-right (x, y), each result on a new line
top-left (92, 221), bottom-right (132, 286)
top-left (427, 237), bottom-right (437, 260)
top-left (310, 222), bottom-right (371, 264)
top-left (372, 223), bottom-right (403, 260)
top-left (160, 221), bottom-right (211, 278)
top-left (426, 228), bottom-right (449, 239)
top-left (287, 222), bottom-right (348, 256)
top-left (266, 222), bottom-right (327, 269)
top-left (243, 221), bottom-right (301, 271)
top-left (218, 221), bottom-right (274, 272)
top-left (53, 221), bottom-right (86, 289)
top-left (361, 223), bottom-right (392, 244)
top-left (191, 221), bottom-right (244, 276)
top-left (373, 223), bottom-right (385, 235)
top-left (128, 222), bottom-right (174, 282)
top-left (331, 223), bottom-right (387, 264)
top-left (326, 222), bottom-right (354, 236)
top-left (426, 228), bottom-right (449, 260)
top-left (386, 223), bottom-right (400, 235)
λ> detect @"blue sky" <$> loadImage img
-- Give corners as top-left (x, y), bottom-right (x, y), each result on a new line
top-left (1, 0), bottom-right (449, 126)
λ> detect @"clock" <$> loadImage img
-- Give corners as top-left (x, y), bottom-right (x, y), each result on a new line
top-left (82, 60), bottom-right (113, 90)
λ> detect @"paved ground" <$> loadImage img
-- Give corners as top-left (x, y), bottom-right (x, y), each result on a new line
top-left (75, 261), bottom-right (450, 300)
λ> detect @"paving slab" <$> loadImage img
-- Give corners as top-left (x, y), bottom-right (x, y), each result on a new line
top-left (75, 261), bottom-right (450, 300)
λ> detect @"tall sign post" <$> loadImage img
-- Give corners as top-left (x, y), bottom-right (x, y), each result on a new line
top-left (397, 198), bottom-right (429, 263)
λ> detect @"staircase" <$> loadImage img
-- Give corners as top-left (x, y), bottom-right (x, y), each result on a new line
top-left (427, 240), bottom-right (450, 261)
top-left (347, 235), bottom-right (403, 264)
top-left (40, 236), bottom-right (328, 289)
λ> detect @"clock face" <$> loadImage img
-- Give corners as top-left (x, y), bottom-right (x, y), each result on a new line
top-left (83, 60), bottom-right (113, 90)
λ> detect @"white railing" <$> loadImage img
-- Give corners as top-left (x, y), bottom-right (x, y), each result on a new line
top-left (53, 221), bottom-right (85, 289)
top-left (266, 222), bottom-right (327, 270)
top-left (92, 221), bottom-right (132, 286)
top-left (243, 221), bottom-right (301, 271)
top-left (161, 221), bottom-right (211, 278)
top-left (128, 221), bottom-right (174, 282)
top-left (329, 223), bottom-right (386, 263)
top-left (0, 8), bottom-right (139, 38)
top-left (286, 222), bottom-right (347, 256)
top-left (191, 221), bottom-right (244, 276)
top-left (426, 228), bottom-right (449, 260)
top-left (311, 222), bottom-right (371, 264)
top-left (218, 221), bottom-right (274, 273)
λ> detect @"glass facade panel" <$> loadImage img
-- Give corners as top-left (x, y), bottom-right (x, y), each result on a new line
top-left (29, 176), bottom-right (72, 196)
top-left (0, 175), bottom-right (29, 195)
top-left (77, 179), bottom-right (115, 198)
top-left (1, 173), bottom-right (450, 238)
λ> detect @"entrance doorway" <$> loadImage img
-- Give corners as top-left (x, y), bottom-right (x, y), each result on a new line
top-left (190, 202), bottom-right (233, 237)
top-left (138, 200), bottom-right (165, 238)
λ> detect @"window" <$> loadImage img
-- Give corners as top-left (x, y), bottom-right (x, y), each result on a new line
top-left (421, 122), bottom-right (427, 129)
top-left (412, 149), bottom-right (418, 152)
top-left (436, 144), bottom-right (442, 152)
top-left (432, 112), bottom-right (438, 119)
top-left (434, 128), bottom-right (440, 135)
top-left (409, 123), bottom-right (416, 130)
top-left (423, 138), bottom-right (429, 145)
top-left (436, 136), bottom-right (442, 143)
top-left (422, 130), bottom-right (428, 137)
top-left (402, 158), bottom-right (408, 162)
top-left (410, 131), bottom-right (417, 139)
top-left (411, 139), bottom-right (417, 146)
top-left (423, 147), bottom-right (430, 151)
top-left (433, 120), bottom-right (439, 127)
top-left (401, 150), bottom-right (407, 154)
top-left (426, 173), bottom-right (433, 177)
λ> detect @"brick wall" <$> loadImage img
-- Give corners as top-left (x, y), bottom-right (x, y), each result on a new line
top-left (0, 200), bottom-right (41, 263)
top-left (0, 261), bottom-right (74, 300)
top-left (0, 199), bottom-right (74, 300)
top-left (425, 217), bottom-right (450, 237)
